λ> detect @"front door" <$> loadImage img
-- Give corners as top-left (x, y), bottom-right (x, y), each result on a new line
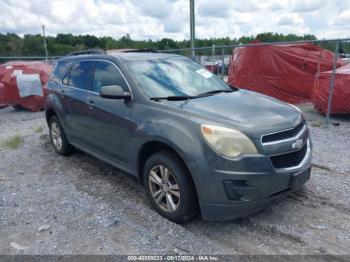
top-left (85, 61), bottom-right (135, 168)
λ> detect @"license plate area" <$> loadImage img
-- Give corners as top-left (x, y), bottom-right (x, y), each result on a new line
top-left (290, 167), bottom-right (311, 189)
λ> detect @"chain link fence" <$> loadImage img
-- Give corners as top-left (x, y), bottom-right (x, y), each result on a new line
top-left (1, 39), bottom-right (350, 124)
top-left (160, 38), bottom-right (350, 124)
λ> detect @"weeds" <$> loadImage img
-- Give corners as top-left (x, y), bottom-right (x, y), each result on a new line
top-left (311, 122), bottom-right (321, 128)
top-left (2, 135), bottom-right (24, 150)
top-left (34, 126), bottom-right (43, 133)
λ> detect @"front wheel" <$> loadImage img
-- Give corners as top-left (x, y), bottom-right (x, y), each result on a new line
top-left (143, 151), bottom-right (198, 223)
top-left (49, 116), bottom-right (74, 156)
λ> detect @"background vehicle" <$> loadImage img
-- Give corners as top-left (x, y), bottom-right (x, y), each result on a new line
top-left (204, 60), bottom-right (218, 74)
top-left (45, 50), bottom-right (312, 223)
top-left (227, 43), bottom-right (343, 104)
top-left (0, 61), bottom-right (52, 111)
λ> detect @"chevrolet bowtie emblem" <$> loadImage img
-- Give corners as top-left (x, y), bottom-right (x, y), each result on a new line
top-left (292, 139), bottom-right (304, 150)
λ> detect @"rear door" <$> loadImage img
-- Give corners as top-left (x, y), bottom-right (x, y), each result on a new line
top-left (46, 61), bottom-right (72, 125)
top-left (62, 60), bottom-right (96, 145)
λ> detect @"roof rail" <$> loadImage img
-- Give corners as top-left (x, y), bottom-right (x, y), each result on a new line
top-left (106, 48), bottom-right (160, 54)
top-left (120, 49), bottom-right (159, 53)
top-left (65, 49), bottom-right (106, 56)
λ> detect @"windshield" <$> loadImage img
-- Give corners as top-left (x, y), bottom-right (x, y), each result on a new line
top-left (125, 57), bottom-right (232, 98)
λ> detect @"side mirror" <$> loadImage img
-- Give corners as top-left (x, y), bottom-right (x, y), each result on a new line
top-left (100, 85), bottom-right (131, 100)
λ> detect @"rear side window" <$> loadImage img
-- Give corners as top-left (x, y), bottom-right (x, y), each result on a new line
top-left (50, 61), bottom-right (71, 83)
top-left (67, 61), bottom-right (95, 90)
top-left (92, 61), bottom-right (128, 93)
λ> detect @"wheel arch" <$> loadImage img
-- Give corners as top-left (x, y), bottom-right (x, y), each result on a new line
top-left (45, 108), bottom-right (57, 124)
top-left (137, 140), bottom-right (200, 202)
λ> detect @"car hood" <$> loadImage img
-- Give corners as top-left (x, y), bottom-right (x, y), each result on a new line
top-left (164, 90), bottom-right (302, 139)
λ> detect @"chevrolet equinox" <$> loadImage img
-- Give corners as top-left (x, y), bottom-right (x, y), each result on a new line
top-left (45, 50), bottom-right (312, 223)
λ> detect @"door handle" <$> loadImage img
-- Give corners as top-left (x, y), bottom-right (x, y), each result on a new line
top-left (89, 100), bottom-right (94, 104)
top-left (60, 90), bottom-right (65, 94)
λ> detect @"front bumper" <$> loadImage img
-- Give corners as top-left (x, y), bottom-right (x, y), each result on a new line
top-left (188, 121), bottom-right (312, 221)
top-left (200, 166), bottom-right (311, 221)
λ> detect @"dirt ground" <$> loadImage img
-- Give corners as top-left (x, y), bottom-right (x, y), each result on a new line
top-left (0, 106), bottom-right (349, 255)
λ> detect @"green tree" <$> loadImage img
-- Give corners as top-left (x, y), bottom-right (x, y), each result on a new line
top-left (157, 38), bottom-right (179, 50)
top-left (0, 32), bottom-right (320, 58)
top-left (22, 34), bottom-right (45, 56)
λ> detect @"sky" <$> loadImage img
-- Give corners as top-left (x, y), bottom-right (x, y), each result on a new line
top-left (1, 0), bottom-right (350, 40)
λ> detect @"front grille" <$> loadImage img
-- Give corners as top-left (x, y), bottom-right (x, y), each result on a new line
top-left (262, 121), bottom-right (305, 144)
top-left (270, 143), bottom-right (308, 169)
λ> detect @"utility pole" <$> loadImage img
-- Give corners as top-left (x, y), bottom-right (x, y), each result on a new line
top-left (42, 25), bottom-right (48, 63)
top-left (190, 0), bottom-right (195, 60)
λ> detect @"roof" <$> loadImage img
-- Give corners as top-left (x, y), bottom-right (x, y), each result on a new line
top-left (57, 52), bottom-right (182, 63)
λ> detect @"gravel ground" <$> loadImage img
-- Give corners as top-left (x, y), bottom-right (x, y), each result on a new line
top-left (0, 106), bottom-right (349, 255)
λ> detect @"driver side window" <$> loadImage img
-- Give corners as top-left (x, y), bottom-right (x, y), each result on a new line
top-left (92, 61), bottom-right (128, 93)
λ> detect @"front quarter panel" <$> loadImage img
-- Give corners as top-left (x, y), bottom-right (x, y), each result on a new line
top-left (130, 103), bottom-right (210, 201)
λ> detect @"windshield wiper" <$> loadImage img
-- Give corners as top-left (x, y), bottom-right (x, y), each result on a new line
top-left (197, 89), bottom-right (233, 97)
top-left (150, 95), bottom-right (194, 101)
top-left (150, 90), bottom-right (233, 101)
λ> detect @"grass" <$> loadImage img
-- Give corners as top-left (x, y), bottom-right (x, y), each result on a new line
top-left (34, 126), bottom-right (43, 133)
top-left (311, 121), bottom-right (322, 128)
top-left (2, 135), bottom-right (24, 150)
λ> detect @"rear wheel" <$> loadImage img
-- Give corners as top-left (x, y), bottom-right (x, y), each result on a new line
top-left (49, 116), bottom-right (74, 156)
top-left (143, 151), bottom-right (198, 223)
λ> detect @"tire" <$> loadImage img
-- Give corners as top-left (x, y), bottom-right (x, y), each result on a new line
top-left (49, 116), bottom-right (74, 156)
top-left (143, 150), bottom-right (198, 223)
top-left (13, 105), bottom-right (27, 111)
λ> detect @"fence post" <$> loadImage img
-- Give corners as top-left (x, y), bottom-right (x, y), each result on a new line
top-left (212, 45), bottom-right (215, 73)
top-left (221, 48), bottom-right (225, 79)
top-left (326, 41), bottom-right (339, 125)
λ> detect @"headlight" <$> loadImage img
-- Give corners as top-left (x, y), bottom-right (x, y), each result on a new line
top-left (201, 124), bottom-right (258, 158)
top-left (288, 103), bottom-right (302, 113)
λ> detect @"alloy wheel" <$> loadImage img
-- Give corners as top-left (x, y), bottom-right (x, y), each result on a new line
top-left (51, 121), bottom-right (63, 151)
top-left (148, 165), bottom-right (181, 213)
